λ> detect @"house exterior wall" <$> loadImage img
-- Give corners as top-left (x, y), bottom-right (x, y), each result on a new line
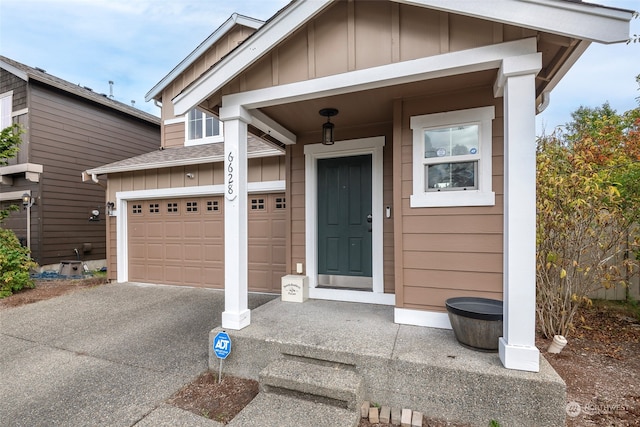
top-left (164, 122), bottom-right (185, 148)
top-left (25, 82), bottom-right (159, 265)
top-left (396, 87), bottom-right (504, 313)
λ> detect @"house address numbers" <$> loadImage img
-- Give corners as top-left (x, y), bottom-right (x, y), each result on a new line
top-left (226, 151), bottom-right (237, 201)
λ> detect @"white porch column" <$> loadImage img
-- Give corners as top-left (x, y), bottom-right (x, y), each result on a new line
top-left (219, 105), bottom-right (251, 330)
top-left (495, 53), bottom-right (541, 372)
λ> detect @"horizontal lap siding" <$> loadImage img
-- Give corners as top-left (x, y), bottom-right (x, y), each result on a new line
top-left (399, 89), bottom-right (503, 312)
top-left (28, 84), bottom-right (159, 265)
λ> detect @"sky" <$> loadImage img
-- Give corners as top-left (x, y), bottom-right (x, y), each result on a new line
top-left (0, 0), bottom-right (638, 136)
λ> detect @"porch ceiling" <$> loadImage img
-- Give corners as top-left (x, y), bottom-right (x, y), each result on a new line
top-left (257, 69), bottom-right (497, 140)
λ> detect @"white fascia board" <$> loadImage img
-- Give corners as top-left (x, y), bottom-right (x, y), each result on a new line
top-left (249, 109), bottom-right (297, 145)
top-left (393, 0), bottom-right (632, 43)
top-left (145, 13), bottom-right (265, 102)
top-left (173, 0), bottom-right (334, 116)
top-left (0, 163), bottom-right (44, 175)
top-left (0, 60), bottom-right (28, 81)
top-left (0, 190), bottom-right (25, 201)
top-left (224, 38), bottom-right (537, 110)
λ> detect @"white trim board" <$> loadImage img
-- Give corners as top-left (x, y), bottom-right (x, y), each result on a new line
top-left (394, 0), bottom-right (632, 43)
top-left (394, 308), bottom-right (452, 329)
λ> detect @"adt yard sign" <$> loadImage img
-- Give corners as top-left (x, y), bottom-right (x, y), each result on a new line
top-left (213, 331), bottom-right (231, 359)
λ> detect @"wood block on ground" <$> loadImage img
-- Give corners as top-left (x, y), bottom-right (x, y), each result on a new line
top-left (411, 411), bottom-right (423, 427)
top-left (369, 407), bottom-right (379, 423)
top-left (380, 405), bottom-right (391, 423)
top-left (391, 407), bottom-right (402, 425)
top-left (360, 401), bottom-right (370, 418)
top-left (401, 408), bottom-right (412, 427)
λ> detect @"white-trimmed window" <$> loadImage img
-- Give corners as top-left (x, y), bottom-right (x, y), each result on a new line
top-left (410, 106), bottom-right (495, 207)
top-left (0, 91), bottom-right (13, 129)
top-left (185, 108), bottom-right (223, 146)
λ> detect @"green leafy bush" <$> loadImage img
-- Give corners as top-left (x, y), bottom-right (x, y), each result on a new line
top-left (0, 227), bottom-right (37, 298)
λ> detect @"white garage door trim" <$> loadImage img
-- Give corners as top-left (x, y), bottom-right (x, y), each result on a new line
top-left (115, 180), bottom-right (285, 283)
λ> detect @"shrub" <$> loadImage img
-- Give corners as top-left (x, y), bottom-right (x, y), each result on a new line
top-left (0, 227), bottom-right (37, 298)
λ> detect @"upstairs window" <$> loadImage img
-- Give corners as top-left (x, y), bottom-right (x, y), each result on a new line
top-left (410, 106), bottom-right (495, 207)
top-left (186, 108), bottom-right (223, 146)
top-left (0, 91), bottom-right (13, 129)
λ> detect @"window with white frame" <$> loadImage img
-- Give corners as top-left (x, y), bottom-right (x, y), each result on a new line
top-left (0, 91), bottom-right (13, 129)
top-left (186, 108), bottom-right (223, 146)
top-left (410, 106), bottom-right (495, 207)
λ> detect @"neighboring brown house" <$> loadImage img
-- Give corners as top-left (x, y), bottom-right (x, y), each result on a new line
top-left (0, 55), bottom-right (160, 267)
top-left (85, 1), bottom-right (632, 375)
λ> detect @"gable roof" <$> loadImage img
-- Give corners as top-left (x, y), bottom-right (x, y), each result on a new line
top-left (144, 13), bottom-right (265, 103)
top-left (0, 55), bottom-right (160, 125)
top-left (172, 0), bottom-right (633, 117)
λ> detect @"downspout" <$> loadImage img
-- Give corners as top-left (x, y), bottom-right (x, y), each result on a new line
top-left (536, 91), bottom-right (550, 114)
top-left (82, 171), bottom-right (107, 189)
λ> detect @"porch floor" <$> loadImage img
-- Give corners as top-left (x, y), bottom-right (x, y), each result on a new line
top-left (209, 298), bottom-right (566, 426)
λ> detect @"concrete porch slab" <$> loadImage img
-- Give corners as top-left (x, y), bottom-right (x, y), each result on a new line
top-left (210, 298), bottom-right (566, 427)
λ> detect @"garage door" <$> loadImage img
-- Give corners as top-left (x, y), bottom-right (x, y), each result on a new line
top-left (128, 194), bottom-right (286, 292)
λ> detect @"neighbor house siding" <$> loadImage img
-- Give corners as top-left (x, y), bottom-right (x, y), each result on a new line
top-left (27, 82), bottom-right (159, 264)
top-left (396, 87), bottom-right (504, 312)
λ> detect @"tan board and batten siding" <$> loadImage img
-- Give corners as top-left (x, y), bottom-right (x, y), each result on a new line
top-left (106, 156), bottom-right (286, 292)
top-left (29, 83), bottom-right (159, 264)
top-left (207, 1), bottom-right (543, 311)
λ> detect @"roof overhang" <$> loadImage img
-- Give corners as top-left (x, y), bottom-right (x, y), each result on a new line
top-left (144, 13), bottom-right (265, 103)
top-left (394, 0), bottom-right (633, 43)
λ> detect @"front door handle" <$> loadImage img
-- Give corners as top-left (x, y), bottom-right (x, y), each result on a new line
top-left (367, 214), bottom-right (372, 232)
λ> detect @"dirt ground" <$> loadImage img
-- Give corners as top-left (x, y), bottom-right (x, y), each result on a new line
top-left (3, 279), bottom-right (639, 426)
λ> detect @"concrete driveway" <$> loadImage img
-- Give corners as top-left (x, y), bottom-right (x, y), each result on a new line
top-left (0, 282), bottom-right (275, 427)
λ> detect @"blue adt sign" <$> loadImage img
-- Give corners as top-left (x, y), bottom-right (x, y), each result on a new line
top-left (213, 331), bottom-right (231, 359)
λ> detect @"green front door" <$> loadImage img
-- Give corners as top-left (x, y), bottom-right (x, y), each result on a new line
top-left (317, 155), bottom-right (372, 288)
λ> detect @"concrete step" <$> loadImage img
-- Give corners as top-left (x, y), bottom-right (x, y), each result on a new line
top-left (227, 392), bottom-right (359, 427)
top-left (259, 358), bottom-right (363, 410)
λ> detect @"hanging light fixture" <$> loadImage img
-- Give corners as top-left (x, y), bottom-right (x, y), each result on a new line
top-left (319, 108), bottom-right (338, 145)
